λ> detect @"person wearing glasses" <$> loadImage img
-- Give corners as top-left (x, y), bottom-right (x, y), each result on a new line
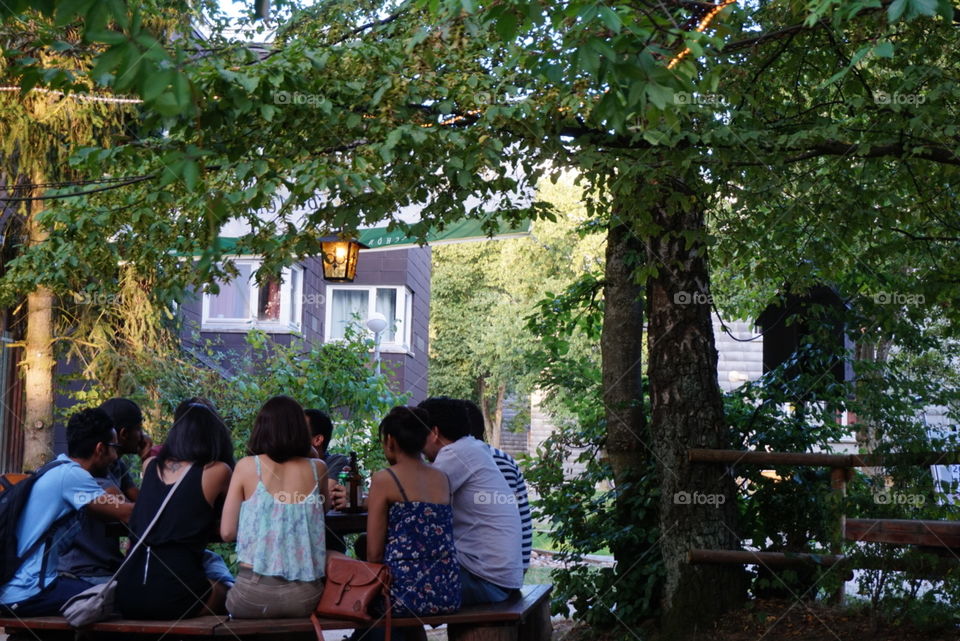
top-left (0, 408), bottom-right (134, 616)
top-left (59, 398), bottom-right (149, 586)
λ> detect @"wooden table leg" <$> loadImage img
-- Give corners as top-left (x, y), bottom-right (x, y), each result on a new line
top-left (447, 623), bottom-right (519, 641)
top-left (518, 596), bottom-right (552, 641)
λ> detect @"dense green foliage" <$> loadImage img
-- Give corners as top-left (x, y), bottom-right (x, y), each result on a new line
top-left (65, 305), bottom-right (404, 471)
top-left (428, 175), bottom-right (603, 427)
top-left (522, 259), bottom-right (665, 628)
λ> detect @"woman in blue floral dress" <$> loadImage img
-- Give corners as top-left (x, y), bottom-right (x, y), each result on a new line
top-left (365, 406), bottom-right (461, 640)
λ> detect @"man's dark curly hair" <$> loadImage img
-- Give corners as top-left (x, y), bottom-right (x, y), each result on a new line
top-left (98, 398), bottom-right (143, 434)
top-left (67, 407), bottom-right (115, 458)
top-left (417, 396), bottom-right (470, 442)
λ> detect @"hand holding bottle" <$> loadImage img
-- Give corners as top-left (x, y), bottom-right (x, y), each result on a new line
top-left (330, 469), bottom-right (349, 510)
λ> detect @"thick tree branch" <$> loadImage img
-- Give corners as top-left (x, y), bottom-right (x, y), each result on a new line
top-left (723, 20), bottom-right (825, 53)
top-left (886, 227), bottom-right (960, 243)
top-left (783, 141), bottom-right (960, 166)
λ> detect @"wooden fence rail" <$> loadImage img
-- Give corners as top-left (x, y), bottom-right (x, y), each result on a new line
top-left (686, 448), bottom-right (960, 602)
top-left (688, 448), bottom-right (960, 468)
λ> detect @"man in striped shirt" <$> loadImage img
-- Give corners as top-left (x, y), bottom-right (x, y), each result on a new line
top-left (461, 400), bottom-right (532, 570)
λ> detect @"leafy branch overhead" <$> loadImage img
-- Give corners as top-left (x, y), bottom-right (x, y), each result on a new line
top-left (2, 0), bottom-right (957, 306)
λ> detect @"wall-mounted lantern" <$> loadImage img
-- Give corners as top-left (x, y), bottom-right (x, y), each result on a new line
top-left (319, 235), bottom-right (368, 282)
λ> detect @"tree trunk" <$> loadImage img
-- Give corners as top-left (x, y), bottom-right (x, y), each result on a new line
top-left (645, 178), bottom-right (746, 638)
top-left (853, 339), bottom-right (892, 452)
top-left (477, 377), bottom-right (504, 448)
top-left (491, 382), bottom-right (505, 449)
top-left (21, 174), bottom-right (55, 471)
top-left (602, 221), bottom-right (646, 494)
top-left (600, 216), bottom-right (659, 616)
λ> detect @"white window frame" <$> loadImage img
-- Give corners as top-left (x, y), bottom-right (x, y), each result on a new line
top-left (324, 285), bottom-right (413, 354)
top-left (201, 258), bottom-right (303, 333)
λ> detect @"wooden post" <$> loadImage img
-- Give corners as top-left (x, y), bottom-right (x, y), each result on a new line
top-left (830, 466), bottom-right (848, 604)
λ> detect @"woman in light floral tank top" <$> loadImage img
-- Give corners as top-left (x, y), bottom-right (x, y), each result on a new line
top-left (221, 396), bottom-right (330, 618)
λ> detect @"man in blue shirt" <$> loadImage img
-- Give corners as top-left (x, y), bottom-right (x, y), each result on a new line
top-left (0, 408), bottom-right (134, 616)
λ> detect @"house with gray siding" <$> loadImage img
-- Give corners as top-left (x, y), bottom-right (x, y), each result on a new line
top-left (177, 245), bottom-right (432, 402)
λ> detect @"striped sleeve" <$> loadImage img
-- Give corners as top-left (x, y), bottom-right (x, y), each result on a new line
top-left (491, 446), bottom-right (533, 570)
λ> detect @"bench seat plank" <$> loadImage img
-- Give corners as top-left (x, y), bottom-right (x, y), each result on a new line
top-left (0, 585), bottom-right (552, 638)
top-left (219, 584), bottom-right (551, 633)
top-left (0, 615), bottom-right (225, 635)
top-left (845, 518), bottom-right (960, 548)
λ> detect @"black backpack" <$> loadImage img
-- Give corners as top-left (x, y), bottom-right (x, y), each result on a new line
top-left (0, 459), bottom-right (72, 587)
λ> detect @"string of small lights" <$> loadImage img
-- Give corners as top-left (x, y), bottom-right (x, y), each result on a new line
top-left (668, 0), bottom-right (738, 70)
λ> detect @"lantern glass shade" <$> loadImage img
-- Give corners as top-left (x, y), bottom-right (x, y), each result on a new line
top-left (320, 237), bottom-right (366, 282)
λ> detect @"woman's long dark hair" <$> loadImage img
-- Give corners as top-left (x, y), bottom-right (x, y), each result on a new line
top-left (157, 402), bottom-right (235, 468)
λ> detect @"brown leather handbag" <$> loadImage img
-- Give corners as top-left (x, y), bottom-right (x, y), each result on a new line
top-left (311, 556), bottom-right (392, 641)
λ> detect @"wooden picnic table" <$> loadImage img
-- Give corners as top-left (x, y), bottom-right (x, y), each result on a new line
top-left (323, 509), bottom-right (367, 535)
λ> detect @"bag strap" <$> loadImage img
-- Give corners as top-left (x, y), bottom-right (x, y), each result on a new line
top-left (107, 462), bottom-right (193, 582)
top-left (22, 459), bottom-right (73, 590)
top-left (384, 468), bottom-right (409, 503)
top-left (382, 570), bottom-right (392, 641)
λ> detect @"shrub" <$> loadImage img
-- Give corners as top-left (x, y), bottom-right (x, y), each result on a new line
top-left (64, 323), bottom-right (406, 474)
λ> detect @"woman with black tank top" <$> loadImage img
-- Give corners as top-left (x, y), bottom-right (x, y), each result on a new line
top-left (116, 403), bottom-right (234, 619)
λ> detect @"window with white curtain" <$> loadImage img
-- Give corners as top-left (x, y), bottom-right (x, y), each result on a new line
top-left (325, 285), bottom-right (412, 351)
top-left (202, 259), bottom-right (303, 332)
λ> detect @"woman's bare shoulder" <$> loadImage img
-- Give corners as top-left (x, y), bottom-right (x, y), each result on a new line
top-left (370, 468), bottom-right (393, 485)
top-left (203, 460), bottom-right (234, 478)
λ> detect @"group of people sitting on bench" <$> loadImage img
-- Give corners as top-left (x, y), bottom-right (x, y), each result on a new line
top-left (0, 394), bottom-right (532, 640)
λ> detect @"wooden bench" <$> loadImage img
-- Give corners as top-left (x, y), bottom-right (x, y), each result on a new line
top-left (0, 583), bottom-right (552, 641)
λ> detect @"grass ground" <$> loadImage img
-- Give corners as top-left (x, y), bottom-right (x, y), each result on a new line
top-left (532, 529), bottom-right (611, 556)
top-left (524, 565), bottom-right (554, 585)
